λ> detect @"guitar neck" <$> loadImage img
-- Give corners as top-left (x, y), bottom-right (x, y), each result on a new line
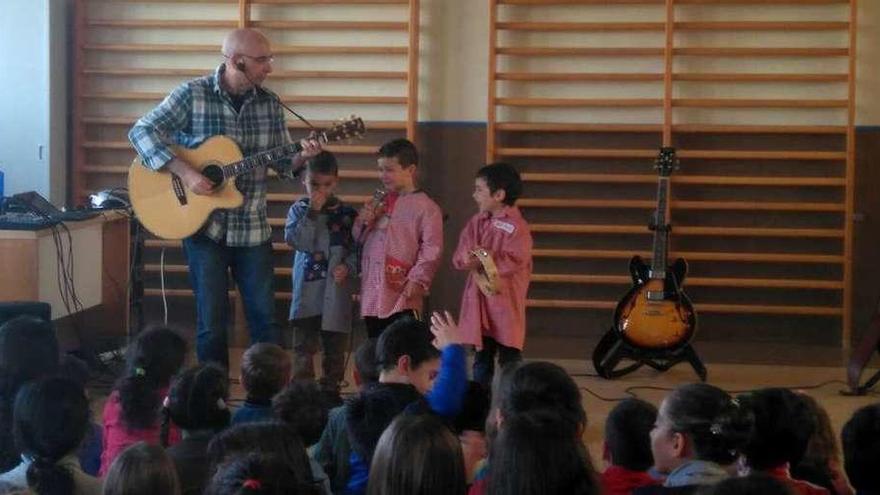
top-left (221, 141), bottom-right (305, 179)
top-left (650, 176), bottom-right (671, 278)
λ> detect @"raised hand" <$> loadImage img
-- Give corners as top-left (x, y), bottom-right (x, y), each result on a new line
top-left (430, 310), bottom-right (463, 349)
top-left (310, 189), bottom-right (328, 211)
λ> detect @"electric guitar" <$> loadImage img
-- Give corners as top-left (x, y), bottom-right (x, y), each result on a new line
top-left (128, 116), bottom-right (365, 240)
top-left (612, 147), bottom-right (697, 350)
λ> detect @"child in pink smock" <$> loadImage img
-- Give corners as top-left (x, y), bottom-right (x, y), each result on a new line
top-left (452, 163), bottom-right (532, 388)
top-left (353, 138), bottom-right (444, 338)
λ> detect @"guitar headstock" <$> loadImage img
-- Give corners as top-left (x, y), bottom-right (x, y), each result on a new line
top-left (655, 146), bottom-right (679, 177)
top-left (321, 115), bottom-right (366, 144)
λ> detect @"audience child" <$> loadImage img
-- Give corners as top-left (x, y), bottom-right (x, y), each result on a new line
top-left (476, 361), bottom-right (599, 495)
top-left (59, 354), bottom-right (103, 477)
top-left (738, 388), bottom-right (829, 495)
top-left (345, 313), bottom-right (468, 494)
top-left (312, 338), bottom-right (379, 493)
top-left (233, 343), bottom-right (291, 425)
top-left (793, 394), bottom-right (854, 495)
top-left (207, 421), bottom-right (314, 488)
top-left (273, 380), bottom-right (332, 494)
top-left (0, 377), bottom-right (102, 494)
top-left (164, 364), bottom-right (231, 495)
top-left (494, 361), bottom-right (588, 432)
top-left (489, 409), bottom-right (600, 495)
top-left (102, 442), bottom-right (181, 495)
top-left (841, 403), bottom-right (880, 495)
top-left (0, 316), bottom-right (59, 472)
top-left (273, 380), bottom-right (330, 448)
top-left (352, 338), bottom-right (380, 386)
top-left (205, 453), bottom-right (321, 495)
top-left (285, 151), bottom-right (358, 398)
top-left (634, 383), bottom-right (752, 495)
top-left (453, 162), bottom-right (533, 388)
top-left (602, 398), bottom-right (662, 495)
top-left (354, 138), bottom-right (444, 338)
top-left (100, 326), bottom-right (187, 475)
top-left (699, 474), bottom-right (795, 495)
top-left (367, 414), bottom-right (467, 495)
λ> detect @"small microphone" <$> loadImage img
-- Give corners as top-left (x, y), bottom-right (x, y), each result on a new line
top-left (235, 60), bottom-right (316, 131)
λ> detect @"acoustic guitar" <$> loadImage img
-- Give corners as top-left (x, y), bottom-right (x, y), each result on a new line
top-left (128, 117), bottom-right (365, 240)
top-left (612, 147), bottom-right (697, 350)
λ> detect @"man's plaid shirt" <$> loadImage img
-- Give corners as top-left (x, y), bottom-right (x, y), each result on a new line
top-left (129, 64), bottom-right (298, 247)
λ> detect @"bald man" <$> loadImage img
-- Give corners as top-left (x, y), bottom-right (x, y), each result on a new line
top-left (130, 29), bottom-right (321, 367)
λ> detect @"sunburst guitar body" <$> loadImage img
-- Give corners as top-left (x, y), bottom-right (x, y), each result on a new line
top-left (128, 117), bottom-right (365, 240)
top-left (614, 256), bottom-right (696, 350)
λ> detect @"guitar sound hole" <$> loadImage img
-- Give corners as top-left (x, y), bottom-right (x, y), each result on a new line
top-left (202, 164), bottom-right (224, 188)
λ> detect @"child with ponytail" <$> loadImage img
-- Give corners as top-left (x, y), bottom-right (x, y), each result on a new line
top-left (0, 377), bottom-right (102, 494)
top-left (100, 326), bottom-right (187, 475)
top-left (635, 383), bottom-right (754, 495)
top-left (205, 453), bottom-right (321, 495)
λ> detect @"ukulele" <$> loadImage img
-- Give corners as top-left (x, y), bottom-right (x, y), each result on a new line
top-left (128, 116), bottom-right (365, 240)
top-left (612, 147), bottom-right (697, 350)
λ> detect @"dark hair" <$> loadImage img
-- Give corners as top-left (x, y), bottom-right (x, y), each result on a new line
top-left (14, 377), bottom-right (90, 495)
top-left (496, 361), bottom-right (586, 433)
top-left (240, 343), bottom-right (290, 401)
top-left (162, 364), bottom-right (230, 445)
top-left (367, 414), bottom-right (466, 495)
top-left (790, 393), bottom-right (839, 492)
top-left (272, 380), bottom-right (330, 446)
top-left (377, 138), bottom-right (418, 167)
top-left (452, 381), bottom-right (491, 434)
top-left (605, 398), bottom-right (657, 471)
top-left (698, 473), bottom-right (795, 495)
top-left (738, 388), bottom-right (815, 470)
top-left (375, 318), bottom-right (440, 372)
top-left (488, 409), bottom-right (600, 495)
top-left (205, 454), bottom-right (319, 495)
top-left (663, 383), bottom-right (753, 465)
top-left (58, 354), bottom-right (90, 388)
top-left (116, 326), bottom-right (187, 429)
top-left (0, 316), bottom-right (59, 471)
top-left (102, 441), bottom-right (181, 495)
top-left (842, 403), bottom-right (880, 492)
top-left (306, 151), bottom-right (338, 176)
top-left (353, 338), bottom-right (380, 385)
top-left (345, 383), bottom-right (423, 463)
top-left (207, 422), bottom-right (314, 486)
top-left (477, 162), bottom-right (523, 206)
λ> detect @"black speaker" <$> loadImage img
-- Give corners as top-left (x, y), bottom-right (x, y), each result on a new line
top-left (0, 301), bottom-right (51, 326)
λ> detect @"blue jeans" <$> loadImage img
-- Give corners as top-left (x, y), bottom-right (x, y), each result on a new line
top-left (183, 234), bottom-right (277, 367)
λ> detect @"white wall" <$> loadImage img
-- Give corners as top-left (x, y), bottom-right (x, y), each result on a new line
top-left (856, 0), bottom-right (879, 126)
top-left (0, 0), bottom-right (68, 204)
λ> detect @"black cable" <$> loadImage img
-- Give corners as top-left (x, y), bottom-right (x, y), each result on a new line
top-left (238, 68), bottom-right (316, 131)
top-left (572, 371), bottom-right (851, 403)
top-left (579, 387), bottom-right (633, 403)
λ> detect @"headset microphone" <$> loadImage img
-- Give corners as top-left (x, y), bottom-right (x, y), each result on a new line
top-left (230, 55), bottom-right (317, 133)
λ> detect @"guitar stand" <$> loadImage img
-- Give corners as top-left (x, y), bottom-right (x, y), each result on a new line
top-left (592, 328), bottom-right (708, 382)
top-left (843, 293), bottom-right (880, 396)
